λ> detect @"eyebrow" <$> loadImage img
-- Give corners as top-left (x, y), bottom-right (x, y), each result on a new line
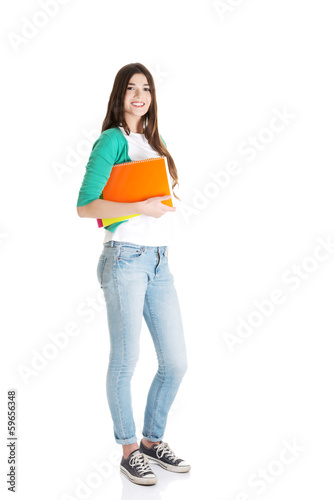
top-left (127, 82), bottom-right (150, 86)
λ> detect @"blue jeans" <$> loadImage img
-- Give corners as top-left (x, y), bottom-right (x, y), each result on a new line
top-left (97, 240), bottom-right (188, 445)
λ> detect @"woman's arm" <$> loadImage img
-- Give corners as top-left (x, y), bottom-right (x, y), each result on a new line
top-left (76, 131), bottom-right (175, 220)
top-left (77, 194), bottom-right (174, 219)
top-left (77, 199), bottom-right (141, 218)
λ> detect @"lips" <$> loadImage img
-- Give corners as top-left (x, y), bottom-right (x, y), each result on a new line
top-left (131, 102), bottom-right (145, 107)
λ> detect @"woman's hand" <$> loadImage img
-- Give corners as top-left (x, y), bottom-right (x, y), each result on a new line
top-left (138, 195), bottom-right (176, 218)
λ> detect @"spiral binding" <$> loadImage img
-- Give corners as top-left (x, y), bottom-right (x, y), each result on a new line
top-left (113, 156), bottom-right (166, 167)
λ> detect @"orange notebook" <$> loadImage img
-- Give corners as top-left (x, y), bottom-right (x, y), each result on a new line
top-left (97, 156), bottom-right (173, 228)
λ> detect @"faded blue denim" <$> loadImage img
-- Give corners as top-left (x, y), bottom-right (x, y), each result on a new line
top-left (97, 240), bottom-right (188, 445)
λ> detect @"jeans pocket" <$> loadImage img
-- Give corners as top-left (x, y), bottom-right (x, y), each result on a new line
top-left (97, 255), bottom-right (107, 286)
top-left (119, 245), bottom-right (144, 260)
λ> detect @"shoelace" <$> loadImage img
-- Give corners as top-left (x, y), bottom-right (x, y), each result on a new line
top-left (155, 442), bottom-right (179, 462)
top-left (129, 451), bottom-right (153, 475)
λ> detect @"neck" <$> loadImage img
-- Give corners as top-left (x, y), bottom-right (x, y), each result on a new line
top-left (123, 114), bottom-right (144, 134)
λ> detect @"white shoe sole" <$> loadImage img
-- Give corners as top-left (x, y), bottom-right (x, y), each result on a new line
top-left (120, 465), bottom-right (158, 485)
top-left (142, 454), bottom-right (191, 473)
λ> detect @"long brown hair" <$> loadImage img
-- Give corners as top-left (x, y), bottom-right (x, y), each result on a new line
top-left (101, 62), bottom-right (180, 201)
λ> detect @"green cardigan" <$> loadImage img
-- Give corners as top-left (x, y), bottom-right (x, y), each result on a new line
top-left (76, 126), bottom-right (166, 233)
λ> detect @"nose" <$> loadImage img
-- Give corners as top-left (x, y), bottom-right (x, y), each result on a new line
top-left (133, 89), bottom-right (144, 99)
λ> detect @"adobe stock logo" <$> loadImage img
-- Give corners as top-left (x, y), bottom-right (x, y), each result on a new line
top-left (231, 437), bottom-right (306, 499)
top-left (7, 0), bottom-right (72, 53)
top-left (60, 450), bottom-right (121, 500)
top-left (52, 129), bottom-right (100, 182)
top-left (179, 106), bottom-right (296, 224)
top-left (213, 0), bottom-right (247, 21)
top-left (222, 234), bottom-right (334, 353)
top-left (0, 231), bottom-right (8, 246)
top-left (17, 288), bottom-right (107, 386)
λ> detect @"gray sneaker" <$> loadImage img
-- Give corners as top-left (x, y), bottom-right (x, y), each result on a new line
top-left (139, 440), bottom-right (191, 473)
top-left (120, 449), bottom-right (158, 485)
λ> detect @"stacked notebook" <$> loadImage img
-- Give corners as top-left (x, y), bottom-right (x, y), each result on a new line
top-left (97, 156), bottom-right (173, 228)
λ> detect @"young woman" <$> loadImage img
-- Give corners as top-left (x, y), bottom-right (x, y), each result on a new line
top-left (76, 63), bottom-right (190, 486)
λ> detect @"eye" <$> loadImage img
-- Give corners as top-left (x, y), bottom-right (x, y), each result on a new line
top-left (127, 86), bottom-right (150, 91)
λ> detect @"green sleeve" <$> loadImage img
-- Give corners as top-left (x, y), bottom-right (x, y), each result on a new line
top-left (160, 134), bottom-right (167, 148)
top-left (76, 132), bottom-right (117, 207)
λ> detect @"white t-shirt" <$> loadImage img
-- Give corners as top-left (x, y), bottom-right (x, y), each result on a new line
top-left (103, 126), bottom-right (176, 246)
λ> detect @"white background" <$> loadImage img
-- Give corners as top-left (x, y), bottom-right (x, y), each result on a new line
top-left (1, 0), bottom-right (334, 499)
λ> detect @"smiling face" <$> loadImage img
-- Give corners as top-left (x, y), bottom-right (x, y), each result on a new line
top-left (123, 73), bottom-right (152, 132)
